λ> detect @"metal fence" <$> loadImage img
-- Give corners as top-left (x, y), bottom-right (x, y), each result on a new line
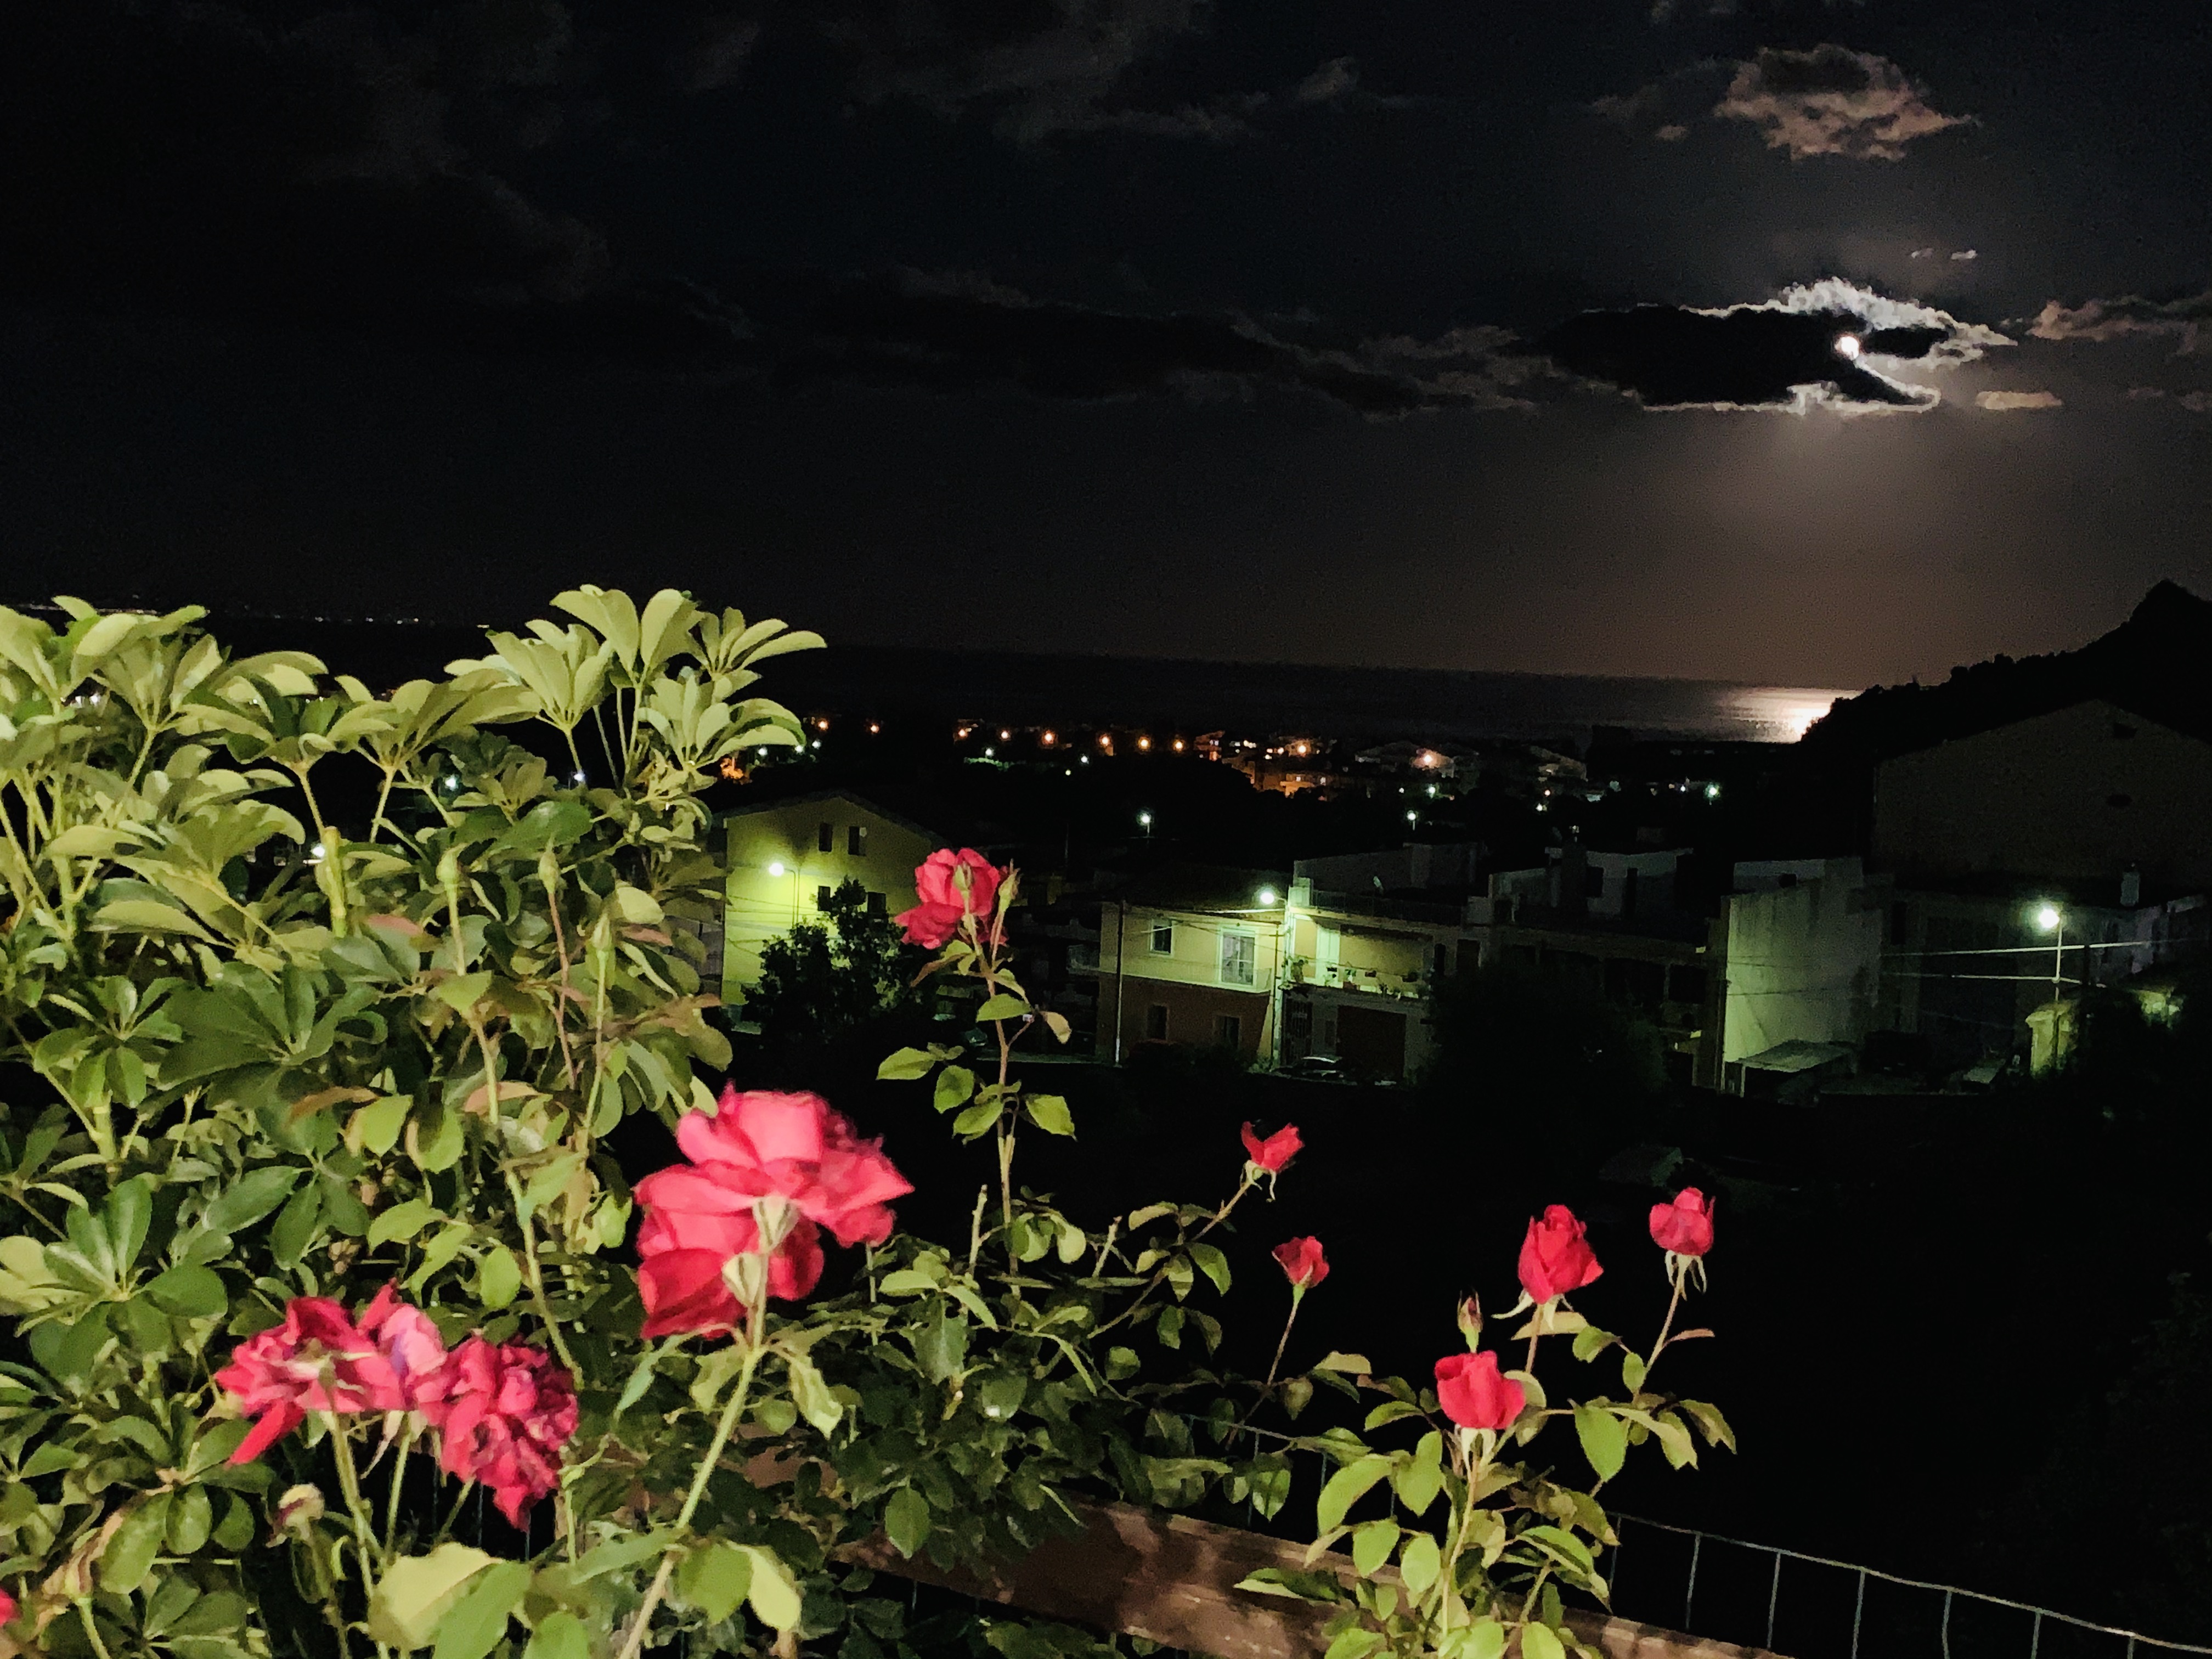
top-left (1607, 1513), bottom-right (2212, 1659)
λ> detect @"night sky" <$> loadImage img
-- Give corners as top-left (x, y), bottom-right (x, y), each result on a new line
top-left (4, 0), bottom-right (2208, 686)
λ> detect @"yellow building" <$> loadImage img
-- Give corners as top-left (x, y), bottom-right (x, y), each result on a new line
top-left (1094, 869), bottom-right (1290, 1063)
top-left (715, 790), bottom-right (944, 1001)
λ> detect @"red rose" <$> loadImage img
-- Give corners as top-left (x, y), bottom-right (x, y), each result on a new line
top-left (213, 1297), bottom-right (406, 1464)
top-left (0, 1587), bottom-right (16, 1628)
top-left (421, 1337), bottom-right (577, 1528)
top-left (1649, 1188), bottom-right (1715, 1257)
top-left (358, 1285), bottom-right (449, 1408)
top-left (1272, 1236), bottom-right (1329, 1291)
top-left (637, 1209), bottom-right (826, 1338)
top-left (895, 849), bottom-right (1005, 947)
top-left (632, 1088), bottom-right (909, 1337)
top-left (1240, 1121), bottom-right (1302, 1175)
top-left (1435, 1350), bottom-right (1525, 1432)
top-left (1518, 1204), bottom-right (1602, 1305)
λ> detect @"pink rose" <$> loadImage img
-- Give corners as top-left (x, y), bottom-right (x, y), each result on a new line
top-left (1435, 1350), bottom-right (1525, 1432)
top-left (359, 1285), bottom-right (449, 1407)
top-left (1240, 1121), bottom-right (1302, 1175)
top-left (422, 1336), bottom-right (577, 1528)
top-left (632, 1088), bottom-right (910, 1338)
top-left (1649, 1188), bottom-right (1715, 1257)
top-left (638, 1209), bottom-right (825, 1339)
top-left (895, 849), bottom-right (1005, 947)
top-left (0, 1586), bottom-right (16, 1628)
top-left (1517, 1204), bottom-right (1602, 1305)
top-left (1272, 1236), bottom-right (1329, 1291)
top-left (213, 1298), bottom-right (406, 1464)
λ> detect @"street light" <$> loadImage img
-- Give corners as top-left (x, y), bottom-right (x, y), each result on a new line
top-left (1256, 887), bottom-right (1278, 906)
top-left (1137, 811), bottom-right (1153, 837)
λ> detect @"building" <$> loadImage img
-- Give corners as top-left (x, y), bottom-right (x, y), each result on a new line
top-left (1717, 859), bottom-right (1886, 1094)
top-left (713, 790), bottom-right (944, 1000)
top-left (1872, 698), bottom-right (2212, 894)
top-left (1091, 867), bottom-right (1289, 1063)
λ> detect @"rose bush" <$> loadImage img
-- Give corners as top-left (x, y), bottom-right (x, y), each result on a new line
top-left (0, 589), bottom-right (1732, 1659)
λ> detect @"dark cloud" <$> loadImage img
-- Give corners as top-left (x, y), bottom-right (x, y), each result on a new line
top-left (817, 0), bottom-right (1205, 141)
top-left (2030, 287), bottom-right (2212, 351)
top-left (1542, 279), bottom-right (2005, 413)
top-left (768, 270), bottom-right (1537, 414)
top-left (1650, 0), bottom-right (1864, 20)
top-left (1714, 45), bottom-right (1969, 160)
top-left (2129, 386), bottom-right (2212, 413)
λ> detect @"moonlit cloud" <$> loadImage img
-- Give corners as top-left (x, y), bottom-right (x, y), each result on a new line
top-left (1543, 278), bottom-right (2005, 414)
top-left (1713, 45), bottom-right (1971, 160)
top-left (1976, 390), bottom-right (2062, 411)
top-left (1950, 249), bottom-right (1978, 261)
top-left (2029, 287), bottom-right (2212, 351)
top-left (2129, 386), bottom-right (2212, 411)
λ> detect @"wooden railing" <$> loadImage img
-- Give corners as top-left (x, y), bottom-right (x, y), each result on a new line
top-left (845, 1501), bottom-right (1787, 1659)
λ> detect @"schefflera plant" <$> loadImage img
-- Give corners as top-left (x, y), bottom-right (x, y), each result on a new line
top-left (0, 590), bottom-right (840, 1657)
top-left (1240, 1197), bottom-right (1734, 1659)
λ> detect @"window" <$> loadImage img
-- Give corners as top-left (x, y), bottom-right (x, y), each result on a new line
top-left (816, 885), bottom-right (832, 909)
top-left (1145, 1004), bottom-right (1170, 1041)
top-left (866, 890), bottom-right (887, 915)
top-left (1215, 1014), bottom-right (1243, 1049)
top-left (1220, 931), bottom-right (1257, 986)
top-left (848, 824), bottom-right (866, 856)
top-left (1583, 866), bottom-right (1607, 899)
top-left (817, 821), bottom-right (833, 853)
top-left (1149, 922), bottom-right (1175, 955)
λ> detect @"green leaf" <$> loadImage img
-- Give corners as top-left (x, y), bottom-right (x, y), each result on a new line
top-left (1621, 1351), bottom-right (1647, 1396)
top-left (476, 1246), bottom-right (523, 1310)
top-left (951, 1101), bottom-right (1002, 1138)
top-left (166, 1485), bottom-right (213, 1554)
top-left (786, 1350), bottom-right (843, 1435)
top-left (101, 1492), bottom-right (173, 1594)
top-left (1316, 1455), bottom-right (1392, 1533)
top-left (912, 1314), bottom-right (968, 1383)
top-left (202, 1167), bottom-right (303, 1237)
top-left (431, 972), bottom-right (493, 1013)
top-left (739, 1545), bottom-right (803, 1631)
top-left (1313, 1352), bottom-right (1372, 1373)
top-left (432, 1560), bottom-right (532, 1659)
top-left (1235, 1568), bottom-right (1344, 1603)
top-left (884, 1486), bottom-right (932, 1559)
top-left (1399, 1532), bottom-right (1441, 1596)
top-left (876, 1048), bottom-right (937, 1081)
top-left (269, 1182), bottom-right (324, 1268)
top-left (1575, 1404), bottom-right (1628, 1483)
top-left (1454, 1621), bottom-right (1508, 1659)
top-left (1678, 1399), bottom-right (1736, 1452)
top-left (1522, 1623), bottom-right (1566, 1659)
top-left (524, 1612), bottom-right (592, 1659)
top-left (367, 1545), bottom-right (494, 1650)
top-left (1351, 1519), bottom-right (1400, 1577)
top-left (1324, 1629), bottom-right (1383, 1659)
top-left (1392, 1431), bottom-right (1444, 1516)
top-left (356, 1095), bottom-right (412, 1155)
top-left (1571, 1326), bottom-right (1617, 1363)
top-left (146, 1263), bottom-right (229, 1318)
top-left (1187, 1241), bottom-right (1231, 1295)
top-left (933, 1066), bottom-right (976, 1113)
top-left (1025, 1094), bottom-right (1075, 1136)
top-left (692, 1345), bottom-right (749, 1412)
top-left (104, 1177), bottom-right (153, 1276)
top-left (975, 993), bottom-right (1029, 1020)
top-left (1040, 1009), bottom-right (1072, 1043)
top-left (369, 1199), bottom-right (438, 1249)
top-left (875, 1269), bottom-right (938, 1295)
top-left (678, 1540), bottom-right (753, 1624)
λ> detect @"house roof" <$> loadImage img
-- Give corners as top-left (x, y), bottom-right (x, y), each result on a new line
top-left (715, 788), bottom-right (947, 850)
top-left (1111, 862), bottom-right (1290, 915)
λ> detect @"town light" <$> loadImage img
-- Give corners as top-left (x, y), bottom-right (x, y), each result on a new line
top-left (2035, 904), bottom-right (2062, 933)
top-left (1406, 810), bottom-right (1418, 823)
top-left (1042, 730), bottom-right (1056, 746)
top-left (868, 722), bottom-right (881, 734)
top-left (1000, 730), bottom-right (1011, 741)
top-left (1137, 811), bottom-right (1153, 826)
top-left (1257, 887), bottom-right (1278, 906)
top-left (768, 861), bottom-right (786, 877)
top-left (1172, 738), bottom-right (1185, 752)
top-left (1137, 736), bottom-right (1151, 750)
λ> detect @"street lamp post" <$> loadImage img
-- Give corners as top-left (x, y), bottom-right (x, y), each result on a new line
top-left (2034, 904), bottom-right (2065, 997)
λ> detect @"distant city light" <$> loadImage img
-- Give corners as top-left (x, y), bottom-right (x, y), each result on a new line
top-left (1704, 783), bottom-right (1721, 800)
top-left (1137, 736), bottom-right (1152, 750)
top-left (815, 718), bottom-right (830, 731)
top-left (1414, 749), bottom-right (1441, 768)
top-left (1172, 738), bottom-right (1185, 752)
top-left (1256, 887), bottom-right (1278, 906)
top-left (868, 722), bottom-right (881, 734)
top-left (956, 726), bottom-right (973, 740)
top-left (1836, 334), bottom-right (1861, 360)
top-left (1406, 810), bottom-right (1418, 823)
top-left (984, 746), bottom-right (995, 758)
top-left (1137, 811), bottom-right (1153, 827)
top-left (1000, 729), bottom-right (1011, 741)
top-left (810, 741), bottom-right (821, 751)
top-left (1042, 730), bottom-right (1056, 746)
top-left (571, 769), bottom-right (586, 785)
top-left (2035, 904), bottom-right (2063, 932)
top-left (1098, 733), bottom-right (1111, 748)
top-left (768, 861), bottom-right (786, 876)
